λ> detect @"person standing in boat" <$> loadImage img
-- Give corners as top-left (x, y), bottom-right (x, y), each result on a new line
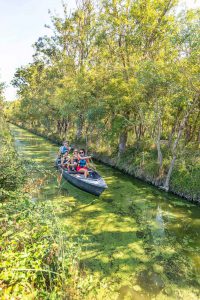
top-left (58, 141), bottom-right (71, 158)
top-left (77, 149), bottom-right (91, 178)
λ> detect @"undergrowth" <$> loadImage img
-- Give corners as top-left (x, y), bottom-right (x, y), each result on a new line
top-left (0, 120), bottom-right (81, 299)
top-left (0, 192), bottom-right (81, 299)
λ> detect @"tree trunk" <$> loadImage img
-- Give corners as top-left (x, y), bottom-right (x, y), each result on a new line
top-left (57, 120), bottom-right (61, 135)
top-left (156, 115), bottom-right (163, 171)
top-left (155, 98), bottom-right (163, 172)
top-left (76, 114), bottom-right (84, 139)
top-left (168, 124), bottom-right (176, 149)
top-left (61, 118), bottom-right (68, 135)
top-left (185, 111), bottom-right (199, 144)
top-left (163, 109), bottom-right (191, 191)
top-left (163, 155), bottom-right (176, 191)
top-left (168, 108), bottom-right (182, 149)
top-left (118, 131), bottom-right (127, 157)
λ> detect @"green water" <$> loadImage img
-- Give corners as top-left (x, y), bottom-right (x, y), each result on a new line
top-left (11, 125), bottom-right (200, 300)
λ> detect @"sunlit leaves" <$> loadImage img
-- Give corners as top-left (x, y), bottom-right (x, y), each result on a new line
top-left (7, 0), bottom-right (200, 192)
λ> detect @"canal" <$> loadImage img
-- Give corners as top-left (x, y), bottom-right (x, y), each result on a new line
top-left (11, 124), bottom-right (200, 300)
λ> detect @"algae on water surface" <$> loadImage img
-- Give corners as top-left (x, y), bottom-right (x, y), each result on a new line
top-left (9, 125), bottom-right (200, 300)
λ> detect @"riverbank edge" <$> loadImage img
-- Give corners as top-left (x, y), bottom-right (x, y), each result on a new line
top-left (10, 123), bottom-right (200, 204)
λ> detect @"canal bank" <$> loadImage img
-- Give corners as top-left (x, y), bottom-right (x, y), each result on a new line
top-left (3, 124), bottom-right (200, 300)
top-left (92, 151), bottom-right (200, 204)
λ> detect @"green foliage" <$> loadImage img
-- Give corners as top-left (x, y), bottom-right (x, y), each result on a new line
top-left (0, 118), bottom-right (26, 200)
top-left (0, 191), bottom-right (80, 299)
top-left (0, 109), bottom-right (79, 298)
top-left (7, 0), bottom-right (200, 199)
top-left (171, 147), bottom-right (200, 200)
top-left (0, 121), bottom-right (80, 299)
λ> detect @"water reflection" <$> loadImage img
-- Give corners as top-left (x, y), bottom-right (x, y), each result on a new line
top-left (153, 205), bottom-right (165, 242)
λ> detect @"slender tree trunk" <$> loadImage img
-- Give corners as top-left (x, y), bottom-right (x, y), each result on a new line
top-left (76, 126), bottom-right (82, 139)
top-left (163, 155), bottom-right (176, 191)
top-left (163, 110), bottom-right (191, 191)
top-left (168, 123), bottom-right (176, 149)
top-left (135, 125), bottom-right (139, 141)
top-left (61, 118), bottom-right (68, 135)
top-left (185, 111), bottom-right (199, 144)
top-left (156, 115), bottom-right (163, 171)
top-left (168, 108), bottom-right (182, 149)
top-left (155, 98), bottom-right (163, 172)
top-left (57, 120), bottom-right (61, 135)
top-left (118, 131), bottom-right (128, 157)
top-left (64, 119), bottom-right (68, 134)
top-left (76, 114), bottom-right (84, 139)
top-left (85, 125), bottom-right (90, 154)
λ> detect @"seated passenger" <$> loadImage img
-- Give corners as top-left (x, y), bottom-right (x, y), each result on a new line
top-left (77, 149), bottom-right (91, 178)
top-left (58, 141), bottom-right (71, 158)
top-left (69, 149), bottom-right (79, 171)
top-left (61, 151), bottom-right (71, 169)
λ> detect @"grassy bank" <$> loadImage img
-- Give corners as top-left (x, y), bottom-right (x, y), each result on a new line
top-left (92, 147), bottom-right (200, 204)
top-left (0, 120), bottom-right (82, 299)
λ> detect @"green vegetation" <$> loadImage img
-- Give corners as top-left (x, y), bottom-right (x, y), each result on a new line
top-left (6, 0), bottom-right (200, 201)
top-left (0, 89), bottom-right (80, 299)
top-left (0, 83), bottom-right (25, 201)
top-left (0, 192), bottom-right (73, 299)
top-left (2, 124), bottom-right (200, 300)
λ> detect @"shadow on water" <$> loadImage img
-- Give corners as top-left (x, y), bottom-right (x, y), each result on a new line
top-left (11, 125), bottom-right (200, 299)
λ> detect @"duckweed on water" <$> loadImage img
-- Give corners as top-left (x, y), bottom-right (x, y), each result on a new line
top-left (2, 125), bottom-right (200, 300)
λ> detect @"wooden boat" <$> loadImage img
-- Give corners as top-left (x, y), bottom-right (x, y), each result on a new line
top-left (55, 159), bottom-right (108, 196)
